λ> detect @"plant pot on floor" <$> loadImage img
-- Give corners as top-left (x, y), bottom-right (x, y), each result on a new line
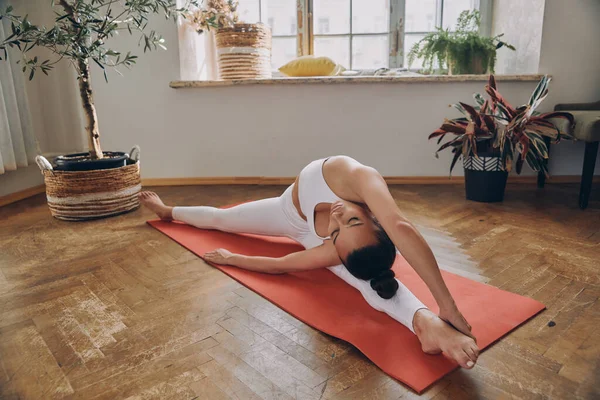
top-left (463, 153), bottom-right (508, 202)
top-left (35, 146), bottom-right (142, 221)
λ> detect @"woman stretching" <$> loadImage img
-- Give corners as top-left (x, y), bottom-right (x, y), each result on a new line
top-left (140, 156), bottom-right (479, 368)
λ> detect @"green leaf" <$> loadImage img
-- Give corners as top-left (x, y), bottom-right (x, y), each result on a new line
top-left (473, 93), bottom-right (485, 107)
top-left (92, 57), bottom-right (105, 69)
top-left (29, 68), bottom-right (34, 80)
top-left (451, 102), bottom-right (467, 116)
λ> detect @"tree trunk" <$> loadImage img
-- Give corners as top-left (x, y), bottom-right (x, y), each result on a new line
top-left (78, 59), bottom-right (103, 159)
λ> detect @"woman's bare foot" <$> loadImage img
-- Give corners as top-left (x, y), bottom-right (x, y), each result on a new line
top-left (138, 191), bottom-right (173, 221)
top-left (413, 309), bottom-right (479, 369)
top-left (439, 303), bottom-right (475, 340)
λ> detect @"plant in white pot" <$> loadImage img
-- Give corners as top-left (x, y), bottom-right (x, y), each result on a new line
top-left (0, 0), bottom-right (194, 220)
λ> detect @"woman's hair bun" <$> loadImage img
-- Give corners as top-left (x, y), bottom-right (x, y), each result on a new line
top-left (369, 269), bottom-right (399, 299)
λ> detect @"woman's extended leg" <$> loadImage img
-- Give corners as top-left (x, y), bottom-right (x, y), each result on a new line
top-left (327, 264), bottom-right (478, 368)
top-left (327, 265), bottom-right (426, 333)
top-left (139, 187), bottom-right (303, 239)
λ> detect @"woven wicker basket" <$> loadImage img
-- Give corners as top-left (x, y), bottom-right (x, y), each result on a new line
top-left (215, 23), bottom-right (272, 80)
top-left (36, 146), bottom-right (142, 221)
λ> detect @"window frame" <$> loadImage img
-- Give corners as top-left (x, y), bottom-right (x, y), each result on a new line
top-left (249, 0), bottom-right (298, 70)
top-left (293, 0), bottom-right (492, 70)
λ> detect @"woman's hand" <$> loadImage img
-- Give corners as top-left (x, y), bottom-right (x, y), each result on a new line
top-left (439, 303), bottom-right (476, 341)
top-left (203, 248), bottom-right (235, 265)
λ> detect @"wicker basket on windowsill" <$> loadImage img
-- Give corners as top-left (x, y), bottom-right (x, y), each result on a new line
top-left (215, 23), bottom-right (272, 80)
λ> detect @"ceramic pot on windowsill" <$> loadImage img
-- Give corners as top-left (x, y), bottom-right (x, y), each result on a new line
top-left (448, 52), bottom-right (489, 75)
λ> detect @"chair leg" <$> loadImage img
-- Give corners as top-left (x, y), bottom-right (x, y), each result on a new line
top-left (537, 137), bottom-right (552, 188)
top-left (579, 141), bottom-right (599, 209)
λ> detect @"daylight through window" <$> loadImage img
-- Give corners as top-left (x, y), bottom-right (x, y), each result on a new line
top-left (237, 0), bottom-right (487, 71)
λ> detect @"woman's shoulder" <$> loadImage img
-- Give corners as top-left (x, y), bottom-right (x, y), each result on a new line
top-left (322, 156), bottom-right (379, 201)
top-left (326, 155), bottom-right (364, 169)
top-left (326, 156), bottom-right (378, 176)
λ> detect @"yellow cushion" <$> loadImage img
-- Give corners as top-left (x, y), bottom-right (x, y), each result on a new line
top-left (279, 56), bottom-right (343, 77)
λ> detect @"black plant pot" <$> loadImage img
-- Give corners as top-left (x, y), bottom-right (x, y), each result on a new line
top-left (53, 152), bottom-right (129, 171)
top-left (463, 154), bottom-right (508, 203)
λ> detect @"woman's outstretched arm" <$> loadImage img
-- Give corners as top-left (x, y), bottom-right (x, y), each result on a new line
top-left (203, 243), bottom-right (340, 274)
top-left (206, 243), bottom-right (427, 334)
top-left (354, 167), bottom-right (474, 339)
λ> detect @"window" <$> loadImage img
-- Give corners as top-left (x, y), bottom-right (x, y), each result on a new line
top-left (404, 0), bottom-right (484, 69)
top-left (317, 18), bottom-right (329, 34)
top-left (312, 0), bottom-right (390, 70)
top-left (268, 17), bottom-right (275, 32)
top-left (237, 0), bottom-right (490, 71)
top-left (238, 0), bottom-right (299, 70)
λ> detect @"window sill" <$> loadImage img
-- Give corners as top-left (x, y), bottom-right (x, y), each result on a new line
top-left (170, 74), bottom-right (545, 89)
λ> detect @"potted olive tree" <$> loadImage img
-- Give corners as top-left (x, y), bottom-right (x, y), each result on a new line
top-left (430, 75), bottom-right (574, 202)
top-left (408, 10), bottom-right (515, 75)
top-left (0, 0), bottom-right (194, 220)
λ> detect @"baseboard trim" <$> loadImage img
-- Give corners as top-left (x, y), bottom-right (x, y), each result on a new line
top-left (0, 184), bottom-right (46, 207)
top-left (2, 176), bottom-right (596, 207)
top-left (142, 177), bottom-right (296, 186)
top-left (142, 175), bottom-right (599, 187)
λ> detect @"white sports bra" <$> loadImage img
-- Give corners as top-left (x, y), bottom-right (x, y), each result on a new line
top-left (297, 157), bottom-right (343, 240)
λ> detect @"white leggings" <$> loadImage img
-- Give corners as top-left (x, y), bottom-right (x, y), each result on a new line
top-left (172, 185), bottom-right (427, 334)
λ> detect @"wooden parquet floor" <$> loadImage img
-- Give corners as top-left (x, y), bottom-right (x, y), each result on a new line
top-left (0, 183), bottom-right (599, 399)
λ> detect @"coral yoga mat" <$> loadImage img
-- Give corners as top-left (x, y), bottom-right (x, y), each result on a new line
top-left (148, 219), bottom-right (545, 393)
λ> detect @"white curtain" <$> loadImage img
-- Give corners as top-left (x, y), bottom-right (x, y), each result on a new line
top-left (176, 0), bottom-right (218, 80)
top-left (0, 19), bottom-right (37, 175)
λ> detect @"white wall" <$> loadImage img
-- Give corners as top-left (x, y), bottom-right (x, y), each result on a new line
top-left (492, 0), bottom-right (545, 75)
top-left (536, 0), bottom-right (600, 175)
top-left (0, 165), bottom-right (43, 197)
top-left (94, 71), bottom-right (541, 177)
top-left (3, 0), bottom-right (599, 200)
top-left (91, 0), bottom-right (600, 179)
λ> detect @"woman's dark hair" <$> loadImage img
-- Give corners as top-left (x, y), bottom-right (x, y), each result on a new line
top-left (341, 222), bottom-right (398, 299)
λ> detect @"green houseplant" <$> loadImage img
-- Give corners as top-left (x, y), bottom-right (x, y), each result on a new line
top-left (408, 10), bottom-right (515, 75)
top-left (0, 0), bottom-right (194, 164)
top-left (0, 0), bottom-right (194, 220)
top-left (430, 75), bottom-right (574, 202)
